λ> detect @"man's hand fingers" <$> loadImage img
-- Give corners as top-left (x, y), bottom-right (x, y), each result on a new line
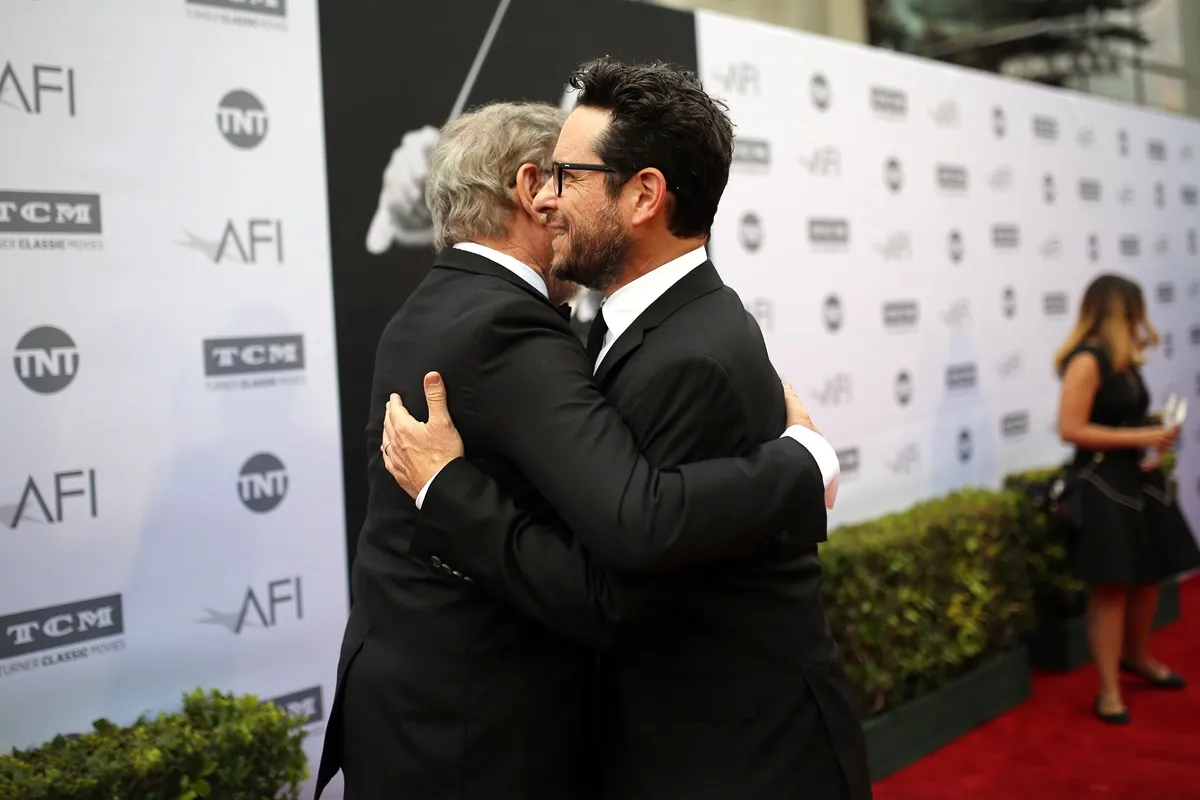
top-left (424, 372), bottom-right (450, 423)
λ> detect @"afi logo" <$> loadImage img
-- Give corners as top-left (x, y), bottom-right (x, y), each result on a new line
top-left (198, 577), bottom-right (303, 635)
top-left (999, 352), bottom-right (1023, 378)
top-left (0, 62), bottom-right (76, 116)
top-left (712, 62), bottom-right (760, 96)
top-left (931, 100), bottom-right (959, 127)
top-left (1041, 235), bottom-right (1061, 259)
top-left (990, 166), bottom-right (1013, 191)
top-left (941, 298), bottom-right (970, 327)
top-left (822, 294), bottom-right (844, 333)
top-left (810, 72), bottom-right (831, 111)
top-left (179, 219), bottom-right (283, 264)
top-left (13, 326), bottom-right (78, 394)
top-left (876, 231), bottom-right (911, 261)
top-left (813, 373), bottom-right (852, 407)
top-left (2, 470), bottom-right (97, 530)
top-left (238, 453), bottom-right (288, 513)
top-left (1077, 127), bottom-right (1095, 148)
top-left (799, 146), bottom-right (840, 176)
top-left (887, 443), bottom-right (920, 474)
top-left (217, 89), bottom-right (268, 149)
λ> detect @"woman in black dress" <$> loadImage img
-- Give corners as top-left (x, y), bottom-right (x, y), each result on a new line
top-left (1055, 274), bottom-right (1200, 724)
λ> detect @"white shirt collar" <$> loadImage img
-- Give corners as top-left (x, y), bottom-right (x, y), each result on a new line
top-left (595, 246), bottom-right (708, 366)
top-left (453, 242), bottom-right (548, 299)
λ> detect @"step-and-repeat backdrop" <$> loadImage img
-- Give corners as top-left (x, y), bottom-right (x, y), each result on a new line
top-left (699, 12), bottom-right (1200, 532)
top-left (0, 0), bottom-right (348, 791)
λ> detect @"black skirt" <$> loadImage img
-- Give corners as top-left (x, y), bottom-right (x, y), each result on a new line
top-left (1071, 449), bottom-right (1200, 585)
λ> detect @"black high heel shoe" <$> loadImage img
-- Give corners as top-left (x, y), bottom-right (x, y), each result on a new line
top-left (1120, 660), bottom-right (1187, 689)
top-left (1094, 697), bottom-right (1130, 725)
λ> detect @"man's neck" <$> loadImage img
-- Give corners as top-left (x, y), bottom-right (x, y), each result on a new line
top-left (603, 236), bottom-right (707, 298)
top-left (471, 236), bottom-right (549, 283)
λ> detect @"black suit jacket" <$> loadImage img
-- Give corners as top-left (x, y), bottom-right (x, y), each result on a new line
top-left (415, 261), bottom-right (874, 800)
top-left (316, 249), bottom-right (834, 800)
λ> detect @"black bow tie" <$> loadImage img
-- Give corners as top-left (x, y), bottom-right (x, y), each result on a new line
top-left (556, 303), bottom-right (572, 322)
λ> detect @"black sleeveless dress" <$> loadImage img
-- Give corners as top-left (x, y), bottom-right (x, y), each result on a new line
top-left (1065, 345), bottom-right (1200, 585)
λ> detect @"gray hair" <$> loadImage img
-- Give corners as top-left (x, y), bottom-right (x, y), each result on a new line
top-left (426, 102), bottom-right (567, 251)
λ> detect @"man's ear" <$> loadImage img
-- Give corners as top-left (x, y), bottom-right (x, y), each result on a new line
top-left (512, 162), bottom-right (546, 217)
top-left (629, 167), bottom-right (669, 228)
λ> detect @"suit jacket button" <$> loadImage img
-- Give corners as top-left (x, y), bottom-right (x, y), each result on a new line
top-left (452, 569), bottom-right (462, 577)
top-left (430, 556), bottom-right (443, 568)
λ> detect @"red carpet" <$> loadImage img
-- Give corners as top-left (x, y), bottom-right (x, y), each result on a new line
top-left (874, 576), bottom-right (1200, 800)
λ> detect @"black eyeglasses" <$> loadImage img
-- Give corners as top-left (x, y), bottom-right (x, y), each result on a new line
top-left (551, 161), bottom-right (618, 196)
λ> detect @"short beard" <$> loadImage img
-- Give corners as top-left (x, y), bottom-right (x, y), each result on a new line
top-left (551, 201), bottom-right (630, 293)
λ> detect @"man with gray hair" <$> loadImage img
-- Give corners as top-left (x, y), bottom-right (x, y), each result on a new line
top-left (317, 101), bottom-right (828, 800)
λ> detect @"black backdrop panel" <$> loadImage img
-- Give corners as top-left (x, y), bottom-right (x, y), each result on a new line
top-left (318, 0), bottom-right (699, 578)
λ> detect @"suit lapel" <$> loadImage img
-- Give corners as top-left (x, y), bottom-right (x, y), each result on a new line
top-left (594, 261), bottom-right (724, 386)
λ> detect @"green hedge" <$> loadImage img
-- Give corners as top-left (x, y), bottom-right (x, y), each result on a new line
top-left (0, 689), bottom-right (308, 800)
top-left (821, 489), bottom-right (1034, 718)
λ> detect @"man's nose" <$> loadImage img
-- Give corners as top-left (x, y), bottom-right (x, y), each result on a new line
top-left (533, 179), bottom-right (557, 214)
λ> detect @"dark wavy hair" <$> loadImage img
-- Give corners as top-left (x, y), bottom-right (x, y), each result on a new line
top-left (569, 58), bottom-right (734, 239)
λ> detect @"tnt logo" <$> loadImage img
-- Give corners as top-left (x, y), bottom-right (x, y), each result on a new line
top-left (238, 453), bottom-right (287, 513)
top-left (822, 294), bottom-right (844, 333)
top-left (738, 212), bottom-right (763, 253)
top-left (217, 90), bottom-right (268, 149)
top-left (895, 370), bottom-right (913, 406)
top-left (13, 326), bottom-right (78, 394)
top-left (810, 73), bottom-right (831, 111)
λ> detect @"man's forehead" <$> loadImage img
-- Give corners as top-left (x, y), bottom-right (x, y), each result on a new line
top-left (555, 106), bottom-right (609, 159)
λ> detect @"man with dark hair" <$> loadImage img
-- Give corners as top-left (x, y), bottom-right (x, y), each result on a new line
top-left (383, 58), bottom-right (872, 800)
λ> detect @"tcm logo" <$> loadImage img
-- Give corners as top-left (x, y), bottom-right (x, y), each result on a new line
top-left (1040, 235), bottom-right (1062, 259)
top-left (1033, 115), bottom-right (1058, 141)
top-left (941, 298), bottom-right (970, 328)
top-left (1147, 139), bottom-right (1166, 161)
top-left (945, 363), bottom-right (978, 391)
top-left (808, 218), bottom-right (850, 249)
top-left (745, 298), bottom-right (773, 332)
top-left (882, 300), bottom-right (919, 331)
top-left (992, 106), bottom-right (1006, 138)
top-left (1043, 174), bottom-right (1056, 204)
top-left (999, 352), bottom-right (1023, 379)
top-left (948, 229), bottom-right (964, 264)
top-left (198, 577), bottom-right (303, 635)
top-left (732, 138), bottom-right (770, 168)
top-left (13, 326), bottom-right (78, 394)
top-left (217, 90), bottom-right (268, 149)
top-left (884, 157), bottom-right (904, 193)
top-left (1157, 283), bottom-right (1175, 305)
top-left (936, 164), bottom-right (968, 193)
top-left (992, 224), bottom-right (1020, 251)
top-left (0, 62), bottom-right (76, 117)
top-left (1043, 292), bottom-right (1069, 316)
top-left (875, 231), bottom-right (911, 261)
top-left (957, 429), bottom-right (973, 463)
top-left (0, 191), bottom-right (101, 235)
top-left (799, 146), bottom-right (840, 176)
top-left (1120, 235), bottom-right (1140, 258)
top-left (2, 469), bottom-right (97, 530)
top-left (1002, 287), bottom-right (1017, 319)
top-left (204, 334), bottom-right (305, 390)
top-left (266, 687), bottom-right (324, 726)
top-left (990, 166), bottom-right (1013, 191)
top-left (870, 86), bottom-right (907, 118)
top-left (810, 72), bottom-right (831, 110)
top-left (711, 62), bottom-right (760, 96)
top-left (813, 373), bottom-right (852, 407)
top-left (238, 453), bottom-right (288, 513)
top-left (187, 0), bottom-right (286, 17)
top-left (0, 595), bottom-right (123, 661)
top-left (887, 443), bottom-right (921, 475)
top-left (1078, 179), bottom-right (1102, 202)
top-left (895, 370), bottom-right (914, 406)
top-left (835, 447), bottom-right (860, 476)
top-left (1001, 411), bottom-right (1030, 439)
top-left (930, 100), bottom-right (959, 128)
top-left (1182, 186), bottom-right (1198, 207)
top-left (738, 212), bottom-right (763, 253)
top-left (821, 294), bottom-right (844, 333)
top-left (178, 219), bottom-right (283, 264)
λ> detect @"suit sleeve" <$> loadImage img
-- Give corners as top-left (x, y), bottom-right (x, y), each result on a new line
top-left (424, 304), bottom-right (826, 574)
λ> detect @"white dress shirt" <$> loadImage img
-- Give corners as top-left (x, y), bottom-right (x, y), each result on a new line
top-left (414, 244), bottom-right (840, 510)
